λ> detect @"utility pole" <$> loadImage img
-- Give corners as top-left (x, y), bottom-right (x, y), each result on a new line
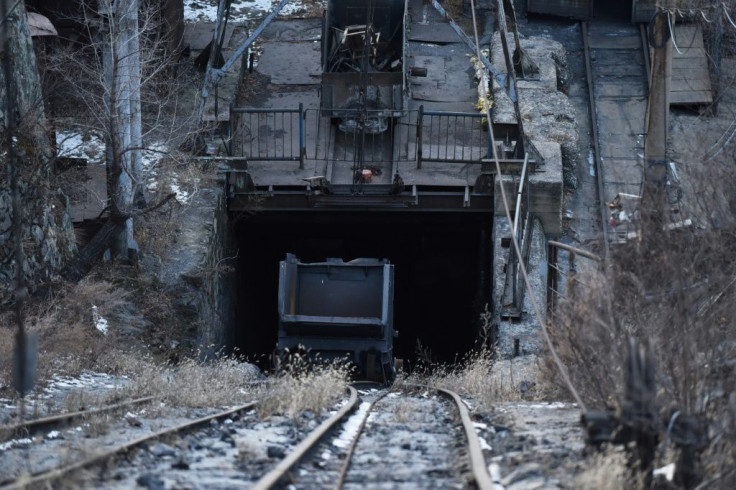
top-left (641, 4), bottom-right (674, 239)
top-left (100, 0), bottom-right (141, 260)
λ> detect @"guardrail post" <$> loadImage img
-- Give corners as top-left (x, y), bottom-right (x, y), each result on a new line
top-left (299, 103), bottom-right (305, 169)
top-left (416, 105), bottom-right (423, 169)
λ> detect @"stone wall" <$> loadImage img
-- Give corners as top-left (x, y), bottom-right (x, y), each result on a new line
top-left (0, 0), bottom-right (77, 303)
top-left (0, 182), bottom-right (77, 304)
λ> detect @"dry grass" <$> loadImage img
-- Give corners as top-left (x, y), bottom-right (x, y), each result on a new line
top-left (395, 348), bottom-right (542, 412)
top-left (102, 353), bottom-right (261, 408)
top-left (546, 226), bottom-right (736, 486)
top-left (574, 448), bottom-right (632, 490)
top-left (391, 398), bottom-right (414, 423)
top-left (253, 355), bottom-right (351, 420)
top-left (0, 277), bottom-right (132, 392)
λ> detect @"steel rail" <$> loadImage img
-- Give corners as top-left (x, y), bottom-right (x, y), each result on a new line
top-left (251, 386), bottom-right (359, 490)
top-left (581, 21), bottom-right (611, 260)
top-left (435, 388), bottom-right (494, 490)
top-left (1, 401), bottom-right (257, 490)
top-left (334, 390), bottom-right (390, 489)
top-left (335, 386), bottom-right (493, 489)
top-left (0, 396), bottom-right (156, 438)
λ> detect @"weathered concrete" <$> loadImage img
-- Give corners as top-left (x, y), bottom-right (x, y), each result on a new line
top-left (495, 141), bottom-right (563, 237)
top-left (491, 32), bottom-right (572, 237)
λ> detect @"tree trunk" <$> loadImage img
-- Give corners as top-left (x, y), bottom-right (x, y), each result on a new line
top-left (102, 0), bottom-right (142, 260)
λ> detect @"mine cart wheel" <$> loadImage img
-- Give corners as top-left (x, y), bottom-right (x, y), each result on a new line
top-left (366, 352), bottom-right (377, 381)
top-left (383, 361), bottom-right (397, 384)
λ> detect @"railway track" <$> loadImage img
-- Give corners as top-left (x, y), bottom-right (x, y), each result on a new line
top-left (252, 384), bottom-right (493, 490)
top-left (1, 383), bottom-right (492, 489)
top-left (0, 396), bottom-right (156, 441)
top-left (581, 18), bottom-right (650, 254)
top-left (0, 401), bottom-right (258, 489)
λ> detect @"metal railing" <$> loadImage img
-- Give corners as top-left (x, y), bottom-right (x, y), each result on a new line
top-left (229, 105), bottom-right (499, 168)
top-left (500, 154), bottom-right (532, 319)
top-left (416, 108), bottom-right (490, 167)
top-left (230, 104), bottom-right (306, 168)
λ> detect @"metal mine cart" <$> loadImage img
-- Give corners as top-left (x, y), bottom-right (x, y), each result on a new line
top-left (277, 253), bottom-right (396, 382)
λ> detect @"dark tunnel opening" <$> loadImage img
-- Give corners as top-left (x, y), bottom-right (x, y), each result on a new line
top-left (232, 211), bottom-right (493, 371)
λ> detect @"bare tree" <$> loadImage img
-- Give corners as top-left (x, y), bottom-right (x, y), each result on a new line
top-left (40, 0), bottom-right (199, 273)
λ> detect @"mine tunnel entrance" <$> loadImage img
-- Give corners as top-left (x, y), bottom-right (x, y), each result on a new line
top-left (232, 211), bottom-right (493, 370)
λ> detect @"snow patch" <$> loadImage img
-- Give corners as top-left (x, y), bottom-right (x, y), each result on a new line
top-left (92, 305), bottom-right (108, 335)
top-left (332, 401), bottom-right (370, 449)
top-left (478, 436), bottom-right (492, 451)
top-left (654, 463), bottom-right (675, 482)
top-left (56, 131), bottom-right (105, 163)
top-left (0, 438), bottom-right (32, 451)
top-left (183, 0), bottom-right (320, 23)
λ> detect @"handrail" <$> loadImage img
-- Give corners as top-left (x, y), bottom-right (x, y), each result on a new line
top-left (548, 240), bottom-right (602, 262)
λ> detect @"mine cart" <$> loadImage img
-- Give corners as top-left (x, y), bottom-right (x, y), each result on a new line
top-left (277, 253), bottom-right (396, 382)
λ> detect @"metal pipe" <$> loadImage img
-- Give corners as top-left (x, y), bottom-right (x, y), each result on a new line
top-left (581, 22), bottom-right (611, 259)
top-left (428, 0), bottom-right (515, 103)
top-left (210, 0), bottom-right (291, 83)
top-left (548, 240), bottom-right (602, 262)
top-left (512, 153), bottom-right (529, 236)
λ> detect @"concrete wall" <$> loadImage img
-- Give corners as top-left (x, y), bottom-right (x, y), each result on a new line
top-left (159, 176), bottom-right (237, 356)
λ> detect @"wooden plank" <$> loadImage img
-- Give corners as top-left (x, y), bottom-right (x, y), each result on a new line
top-left (595, 83), bottom-right (647, 98)
top-left (670, 90), bottom-right (713, 104)
top-left (588, 35), bottom-right (640, 50)
top-left (673, 25), bottom-right (705, 49)
top-left (671, 79), bottom-right (714, 93)
top-left (673, 48), bottom-right (709, 60)
top-left (650, 23), bottom-right (714, 106)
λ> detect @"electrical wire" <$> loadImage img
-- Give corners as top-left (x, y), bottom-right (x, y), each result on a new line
top-left (469, 0), bottom-right (586, 411)
top-left (652, 2), bottom-right (736, 31)
top-left (666, 11), bottom-right (684, 55)
top-left (724, 3), bottom-right (736, 29)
